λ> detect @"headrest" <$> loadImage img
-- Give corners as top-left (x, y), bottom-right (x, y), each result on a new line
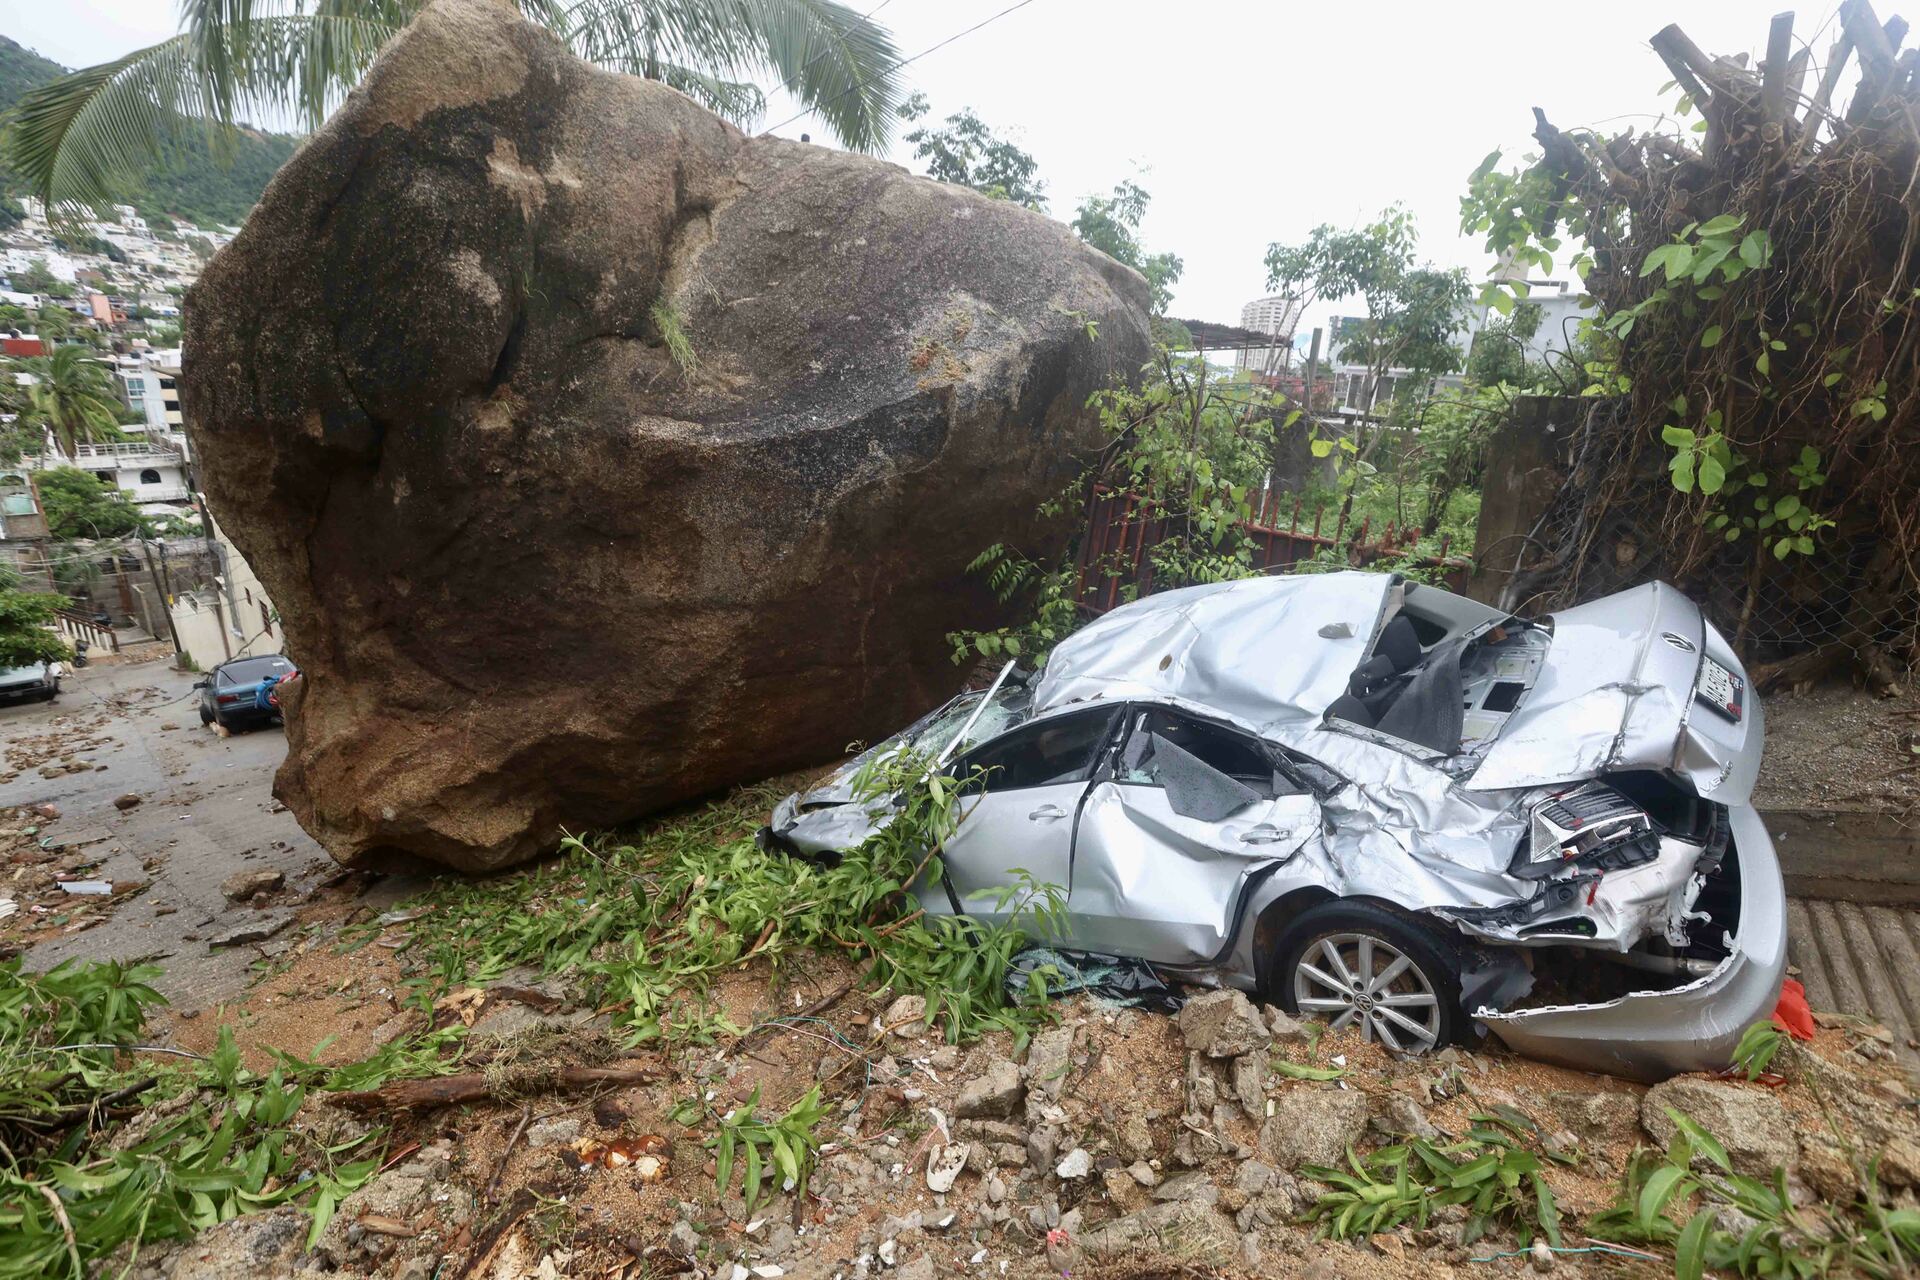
top-left (1376, 614), bottom-right (1424, 673)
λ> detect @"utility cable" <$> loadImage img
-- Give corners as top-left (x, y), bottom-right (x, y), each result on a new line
top-left (764, 0), bottom-right (1042, 136)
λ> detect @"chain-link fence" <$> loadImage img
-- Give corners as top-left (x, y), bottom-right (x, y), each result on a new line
top-left (1493, 398), bottom-right (1919, 680)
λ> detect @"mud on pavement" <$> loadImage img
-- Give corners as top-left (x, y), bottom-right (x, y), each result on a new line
top-left (0, 650), bottom-right (423, 1004)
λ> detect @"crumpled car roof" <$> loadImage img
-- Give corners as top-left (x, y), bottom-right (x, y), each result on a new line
top-left (1032, 572), bottom-right (1392, 735)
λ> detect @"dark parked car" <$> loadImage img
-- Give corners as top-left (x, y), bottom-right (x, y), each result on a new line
top-left (0, 661), bottom-right (61, 705)
top-left (197, 654), bottom-right (298, 731)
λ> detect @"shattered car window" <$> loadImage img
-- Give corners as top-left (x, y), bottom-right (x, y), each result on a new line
top-left (955, 708), bottom-right (1118, 791)
top-left (1136, 734), bottom-right (1260, 821)
top-left (1114, 709), bottom-right (1305, 821)
top-left (904, 682), bottom-right (1031, 758)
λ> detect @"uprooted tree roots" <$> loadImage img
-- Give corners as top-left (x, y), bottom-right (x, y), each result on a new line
top-left (1465, 2), bottom-right (1920, 686)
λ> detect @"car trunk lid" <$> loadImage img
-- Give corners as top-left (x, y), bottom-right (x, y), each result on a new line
top-left (1465, 582), bottom-right (1762, 802)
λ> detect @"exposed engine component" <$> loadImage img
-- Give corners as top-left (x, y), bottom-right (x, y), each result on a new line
top-left (1511, 783), bottom-right (1661, 880)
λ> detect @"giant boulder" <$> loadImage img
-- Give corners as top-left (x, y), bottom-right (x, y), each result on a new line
top-left (181, 0), bottom-right (1151, 871)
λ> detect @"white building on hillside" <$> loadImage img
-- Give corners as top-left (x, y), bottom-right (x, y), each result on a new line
top-left (10, 351), bottom-right (195, 515)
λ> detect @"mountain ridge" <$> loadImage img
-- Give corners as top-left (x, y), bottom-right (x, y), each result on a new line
top-left (0, 32), bottom-right (297, 228)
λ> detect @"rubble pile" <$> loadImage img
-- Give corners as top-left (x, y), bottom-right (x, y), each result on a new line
top-left (121, 923), bottom-right (1920, 1280)
top-left (0, 711), bottom-right (116, 784)
top-left (181, 0), bottom-right (1153, 874)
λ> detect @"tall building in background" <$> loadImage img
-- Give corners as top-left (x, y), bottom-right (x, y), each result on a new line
top-left (1233, 294), bottom-right (1306, 376)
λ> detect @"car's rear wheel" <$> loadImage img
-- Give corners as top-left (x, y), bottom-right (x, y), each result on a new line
top-left (1270, 901), bottom-right (1464, 1054)
top-left (199, 703), bottom-right (213, 726)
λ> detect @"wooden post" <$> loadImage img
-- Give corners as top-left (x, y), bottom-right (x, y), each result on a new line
top-left (1761, 12), bottom-right (1797, 128)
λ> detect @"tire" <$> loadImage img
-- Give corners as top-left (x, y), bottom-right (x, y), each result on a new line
top-left (1269, 900), bottom-right (1466, 1054)
top-left (199, 703), bottom-right (213, 726)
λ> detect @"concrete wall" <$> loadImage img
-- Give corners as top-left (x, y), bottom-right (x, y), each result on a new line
top-left (169, 590), bottom-right (240, 672)
top-left (168, 507), bottom-right (280, 670)
top-left (206, 507), bottom-right (279, 654)
top-left (1463, 395), bottom-right (1583, 607)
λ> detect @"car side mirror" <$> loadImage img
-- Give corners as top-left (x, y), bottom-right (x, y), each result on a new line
top-left (192, 679), bottom-right (209, 689)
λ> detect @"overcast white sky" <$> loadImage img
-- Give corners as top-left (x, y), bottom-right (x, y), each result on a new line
top-left (8, 0), bottom-right (1840, 335)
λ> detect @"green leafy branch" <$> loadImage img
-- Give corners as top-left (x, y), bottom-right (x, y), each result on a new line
top-left (686, 1085), bottom-right (829, 1216)
top-left (1303, 1106), bottom-right (1570, 1247)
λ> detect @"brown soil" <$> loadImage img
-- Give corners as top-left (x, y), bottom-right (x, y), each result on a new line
top-left (136, 891), bottom-right (1920, 1280)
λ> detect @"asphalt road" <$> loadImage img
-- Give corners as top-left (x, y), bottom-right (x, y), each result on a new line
top-left (1, 652), bottom-right (345, 1009)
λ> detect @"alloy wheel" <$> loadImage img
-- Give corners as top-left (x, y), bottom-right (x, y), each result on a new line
top-left (1291, 931), bottom-right (1443, 1053)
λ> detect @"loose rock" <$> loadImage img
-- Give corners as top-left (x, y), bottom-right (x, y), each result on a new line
top-left (1548, 1089), bottom-right (1639, 1144)
top-left (1026, 1027), bottom-right (1075, 1104)
top-left (1178, 990), bottom-right (1270, 1058)
top-left (879, 995), bottom-right (928, 1044)
top-left (220, 868), bottom-right (285, 902)
top-left (954, 1060), bottom-right (1024, 1120)
top-left (1258, 1089), bottom-right (1369, 1170)
top-left (1641, 1077), bottom-right (1794, 1176)
top-left (206, 910), bottom-right (296, 949)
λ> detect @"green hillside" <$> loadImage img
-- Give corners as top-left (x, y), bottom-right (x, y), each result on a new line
top-left (0, 33), bottom-right (297, 228)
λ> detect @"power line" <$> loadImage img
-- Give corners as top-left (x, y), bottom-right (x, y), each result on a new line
top-left (764, 0), bottom-right (1042, 137)
top-left (783, 0), bottom-right (902, 86)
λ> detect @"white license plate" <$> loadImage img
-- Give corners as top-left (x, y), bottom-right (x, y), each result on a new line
top-left (1696, 656), bottom-right (1744, 723)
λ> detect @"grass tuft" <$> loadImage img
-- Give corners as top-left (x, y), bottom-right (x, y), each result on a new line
top-left (651, 300), bottom-right (697, 376)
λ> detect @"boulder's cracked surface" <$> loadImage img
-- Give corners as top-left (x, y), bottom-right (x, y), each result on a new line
top-left (182, 0), bottom-right (1150, 871)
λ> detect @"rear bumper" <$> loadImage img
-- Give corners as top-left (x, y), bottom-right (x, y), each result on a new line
top-left (0, 679), bottom-right (57, 703)
top-left (1476, 803), bottom-right (1787, 1082)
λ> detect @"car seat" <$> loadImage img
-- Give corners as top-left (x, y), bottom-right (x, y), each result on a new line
top-left (1328, 614), bottom-right (1424, 728)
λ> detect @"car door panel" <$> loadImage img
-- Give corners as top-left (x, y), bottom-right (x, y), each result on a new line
top-left (937, 784), bottom-right (1085, 930)
top-left (926, 706), bottom-right (1121, 933)
top-left (1070, 784), bottom-right (1317, 964)
top-left (1066, 708), bottom-right (1323, 966)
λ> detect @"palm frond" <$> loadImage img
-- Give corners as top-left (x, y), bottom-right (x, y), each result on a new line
top-left (728, 0), bottom-right (903, 152)
top-left (3, 36), bottom-right (209, 224)
top-left (553, 0), bottom-right (902, 150)
top-left (182, 1), bottom-right (414, 128)
top-left (648, 62), bottom-right (768, 126)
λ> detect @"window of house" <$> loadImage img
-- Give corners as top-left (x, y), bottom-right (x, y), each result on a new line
top-left (955, 708), bottom-right (1119, 792)
top-left (260, 602), bottom-right (273, 638)
top-left (139, 468), bottom-right (161, 484)
top-left (243, 588), bottom-right (252, 604)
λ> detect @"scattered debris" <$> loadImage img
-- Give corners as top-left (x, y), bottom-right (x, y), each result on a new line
top-left (330, 1060), bottom-right (659, 1114)
top-left (206, 910), bottom-right (297, 948)
top-left (221, 868), bottom-right (287, 901)
top-left (563, 1134), bottom-right (669, 1179)
top-left (112, 794), bottom-right (143, 811)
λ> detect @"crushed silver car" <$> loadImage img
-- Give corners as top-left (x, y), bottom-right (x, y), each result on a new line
top-left (761, 571), bottom-right (1785, 1081)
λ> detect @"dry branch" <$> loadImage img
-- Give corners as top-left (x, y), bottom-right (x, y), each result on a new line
top-left (329, 1060), bottom-right (659, 1113)
top-left (1491, 8), bottom-right (1920, 682)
